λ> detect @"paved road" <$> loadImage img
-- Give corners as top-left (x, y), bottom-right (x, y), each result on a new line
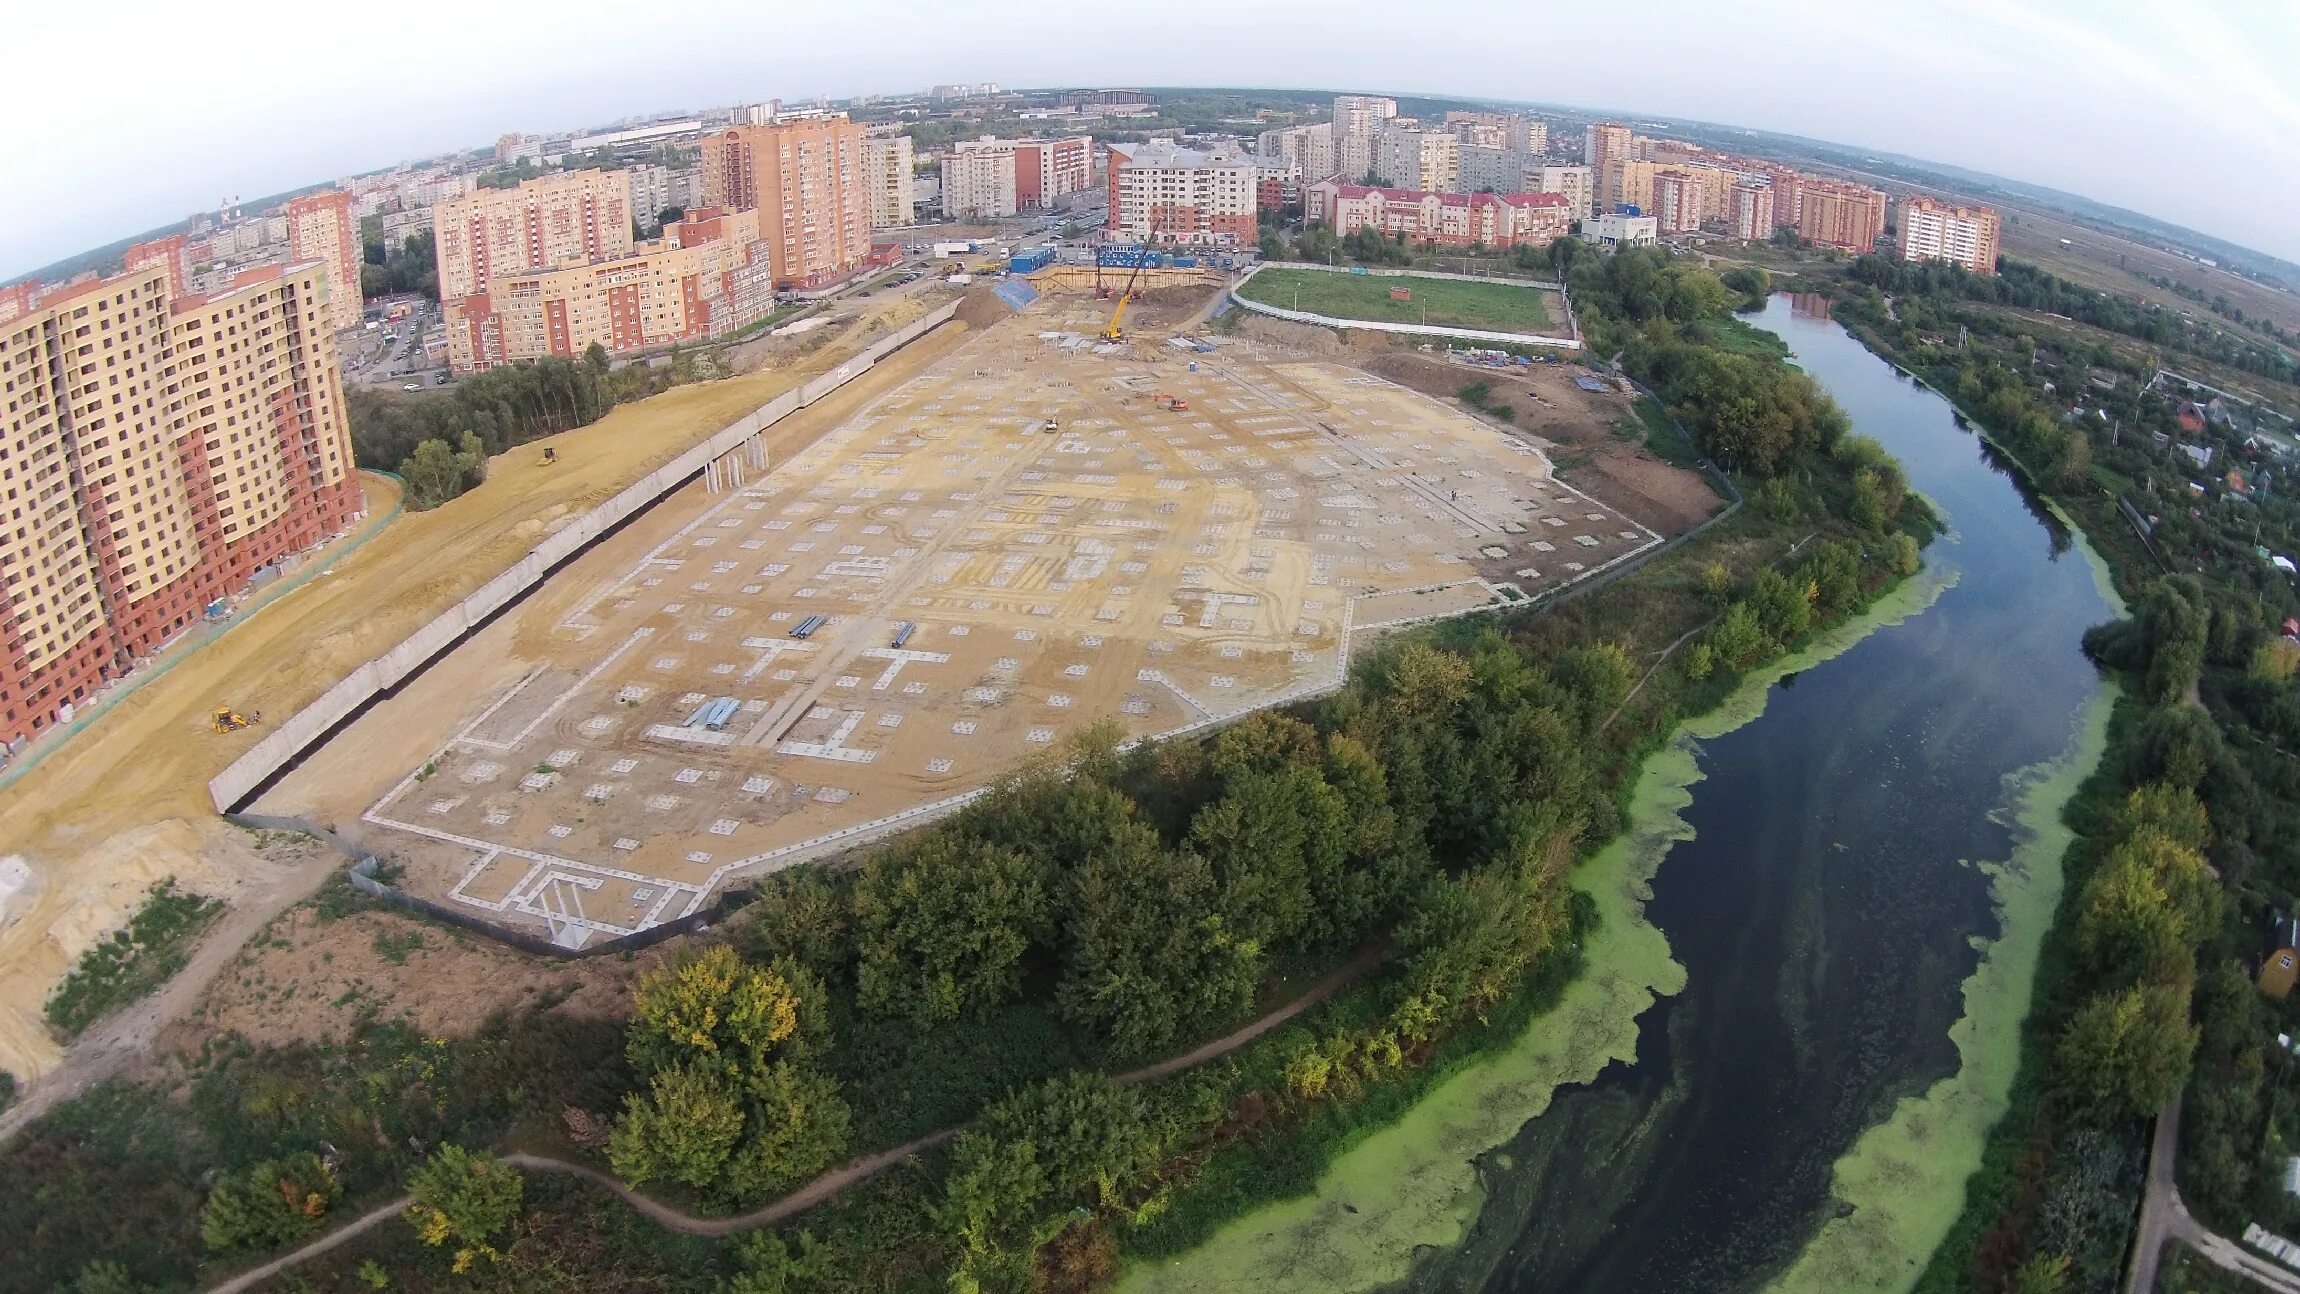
top-left (2126, 1096), bottom-right (2300, 1294)
top-left (201, 944), bottom-right (1383, 1291)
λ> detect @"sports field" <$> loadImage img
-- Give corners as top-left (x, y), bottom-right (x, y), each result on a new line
top-left (1237, 268), bottom-right (1558, 334)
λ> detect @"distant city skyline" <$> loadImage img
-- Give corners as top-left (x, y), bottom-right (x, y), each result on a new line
top-left (5, 0), bottom-right (2295, 277)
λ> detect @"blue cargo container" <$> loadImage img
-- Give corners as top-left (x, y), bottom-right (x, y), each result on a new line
top-left (1172, 256), bottom-right (1197, 268)
top-left (1097, 246), bottom-right (1169, 269)
top-left (1009, 247), bottom-right (1054, 274)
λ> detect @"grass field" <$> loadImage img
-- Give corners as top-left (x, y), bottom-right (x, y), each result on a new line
top-left (1239, 268), bottom-right (1556, 334)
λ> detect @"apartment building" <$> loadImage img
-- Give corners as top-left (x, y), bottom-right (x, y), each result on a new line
top-left (1731, 181), bottom-right (1777, 242)
top-left (1459, 146), bottom-right (1536, 195)
top-left (1256, 122), bottom-right (1338, 183)
top-left (1373, 129), bottom-right (1460, 194)
top-left (1442, 112), bottom-right (1546, 156)
top-left (443, 208), bottom-right (776, 372)
top-left (862, 135), bottom-right (916, 227)
top-left (0, 261), bottom-right (359, 747)
top-left (124, 236), bottom-right (190, 298)
top-left (1535, 165), bottom-right (1594, 222)
top-left (698, 115), bottom-right (871, 289)
top-left (1795, 178), bottom-right (1888, 253)
top-left (431, 170), bottom-right (634, 301)
top-left (1897, 196), bottom-right (2001, 275)
top-left (1304, 181), bottom-right (1569, 249)
top-left (627, 165), bottom-right (702, 231)
top-left (1585, 122), bottom-right (1634, 208)
top-left (1653, 171), bottom-right (1707, 234)
top-left (1106, 141), bottom-right (1256, 246)
top-left (283, 190), bottom-right (363, 332)
top-left (1332, 94), bottom-right (1398, 136)
top-left (942, 135), bottom-right (1094, 218)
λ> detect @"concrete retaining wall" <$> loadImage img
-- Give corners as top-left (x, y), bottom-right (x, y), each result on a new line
top-left (1230, 262), bottom-right (1581, 350)
top-left (209, 300), bottom-right (962, 812)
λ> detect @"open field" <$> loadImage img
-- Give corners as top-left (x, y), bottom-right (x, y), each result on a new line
top-left (1994, 205), bottom-right (2300, 339)
top-left (0, 300), bottom-right (966, 1081)
top-left (257, 291), bottom-right (1669, 947)
top-left (1237, 268), bottom-right (1559, 335)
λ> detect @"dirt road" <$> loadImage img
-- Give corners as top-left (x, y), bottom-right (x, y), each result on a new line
top-left (198, 944), bottom-right (1381, 1291)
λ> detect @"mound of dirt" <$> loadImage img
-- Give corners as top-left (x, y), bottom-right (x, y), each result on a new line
top-left (956, 286), bottom-right (1014, 329)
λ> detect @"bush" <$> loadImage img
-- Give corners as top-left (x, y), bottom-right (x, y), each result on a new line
top-left (199, 1152), bottom-right (341, 1252)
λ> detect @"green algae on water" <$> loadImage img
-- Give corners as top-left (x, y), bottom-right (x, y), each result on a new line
top-left (1118, 565), bottom-right (1955, 1294)
top-left (1761, 678), bottom-right (2115, 1294)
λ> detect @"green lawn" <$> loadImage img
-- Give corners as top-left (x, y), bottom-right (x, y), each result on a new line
top-left (1239, 268), bottom-right (1555, 333)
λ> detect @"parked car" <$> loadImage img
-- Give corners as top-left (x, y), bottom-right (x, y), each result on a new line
top-left (402, 382), bottom-right (421, 391)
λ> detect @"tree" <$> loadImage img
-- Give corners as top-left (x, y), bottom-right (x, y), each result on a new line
top-left (1058, 820), bottom-right (1258, 1056)
top-left (720, 1062), bottom-right (853, 1201)
top-left (2054, 984), bottom-right (2197, 1124)
top-left (723, 1230), bottom-right (832, 1294)
top-left (399, 431), bottom-right (485, 510)
top-left (199, 1153), bottom-right (341, 1252)
top-left (406, 1145), bottom-right (524, 1272)
top-left (1189, 763), bottom-right (1350, 952)
top-left (608, 1061), bottom-right (747, 1190)
top-left (852, 834), bottom-right (1047, 1024)
top-left (626, 944), bottom-right (818, 1073)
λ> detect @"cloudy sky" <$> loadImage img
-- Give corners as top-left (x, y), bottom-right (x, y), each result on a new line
top-left (5, 0), bottom-right (2295, 278)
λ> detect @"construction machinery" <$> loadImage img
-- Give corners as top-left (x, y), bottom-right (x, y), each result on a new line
top-left (539, 446), bottom-right (558, 465)
top-left (210, 707), bottom-right (257, 734)
top-left (1155, 393), bottom-right (1190, 412)
top-left (1099, 249), bottom-right (1154, 342)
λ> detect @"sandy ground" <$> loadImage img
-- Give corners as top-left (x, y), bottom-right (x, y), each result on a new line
top-left (0, 303), bottom-right (964, 1083)
top-left (1362, 352), bottom-right (1725, 535)
top-left (254, 287), bottom-right (1656, 948)
top-left (161, 900), bottom-right (657, 1054)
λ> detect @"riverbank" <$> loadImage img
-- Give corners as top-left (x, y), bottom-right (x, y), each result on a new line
top-left (1120, 551), bottom-right (1953, 1293)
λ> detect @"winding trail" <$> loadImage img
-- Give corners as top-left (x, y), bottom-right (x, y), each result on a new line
top-left (201, 944), bottom-right (1384, 1292)
top-left (2124, 1096), bottom-right (2300, 1294)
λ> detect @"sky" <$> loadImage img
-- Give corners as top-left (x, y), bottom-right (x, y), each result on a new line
top-left (5, 0), bottom-right (2298, 279)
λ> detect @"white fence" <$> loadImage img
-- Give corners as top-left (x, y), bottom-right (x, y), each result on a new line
top-left (1229, 262), bottom-right (1581, 350)
top-left (208, 301), bottom-right (962, 812)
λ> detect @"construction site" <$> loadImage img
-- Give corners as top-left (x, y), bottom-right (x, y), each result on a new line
top-left (250, 274), bottom-right (1696, 948)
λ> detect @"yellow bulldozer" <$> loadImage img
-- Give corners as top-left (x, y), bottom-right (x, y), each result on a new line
top-left (210, 706), bottom-right (258, 734)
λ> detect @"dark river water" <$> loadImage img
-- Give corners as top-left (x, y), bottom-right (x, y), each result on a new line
top-left (1410, 295), bottom-right (2117, 1293)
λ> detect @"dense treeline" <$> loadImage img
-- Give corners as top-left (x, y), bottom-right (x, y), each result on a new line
top-left (1574, 246), bottom-right (1852, 475)
top-left (350, 345), bottom-right (682, 508)
top-left (359, 227), bottom-right (438, 301)
top-left (1840, 262), bottom-right (2300, 1291)
top-left (1849, 255), bottom-right (2300, 390)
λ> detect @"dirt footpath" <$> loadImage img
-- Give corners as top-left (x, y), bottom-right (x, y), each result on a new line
top-left (1362, 352), bottom-right (1725, 536)
top-left (0, 313), bottom-right (971, 1085)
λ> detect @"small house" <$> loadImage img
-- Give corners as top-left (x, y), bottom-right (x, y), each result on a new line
top-left (2261, 911), bottom-right (2300, 999)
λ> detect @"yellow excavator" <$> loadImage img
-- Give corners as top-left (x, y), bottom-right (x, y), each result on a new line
top-left (1099, 249), bottom-right (1155, 342)
top-left (210, 706), bottom-right (258, 734)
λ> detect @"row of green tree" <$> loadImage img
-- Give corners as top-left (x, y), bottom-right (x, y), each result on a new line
top-left (358, 228), bottom-right (437, 301)
top-left (350, 344), bottom-right (681, 509)
top-left (1848, 255), bottom-right (2300, 391)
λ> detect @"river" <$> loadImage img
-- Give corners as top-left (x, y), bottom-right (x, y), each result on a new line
top-left (1124, 295), bottom-right (2121, 1294)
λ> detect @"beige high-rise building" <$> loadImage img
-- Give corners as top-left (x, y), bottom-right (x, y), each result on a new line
top-left (699, 115), bottom-right (872, 290)
top-left (1897, 197), bottom-right (2001, 275)
top-left (1653, 171), bottom-right (1707, 234)
top-left (1585, 122), bottom-right (1634, 208)
top-left (862, 135), bottom-right (916, 228)
top-left (431, 171), bottom-right (634, 301)
top-left (1374, 129), bottom-right (1460, 193)
top-left (1731, 181), bottom-right (1777, 242)
top-left (445, 208), bottom-right (779, 371)
top-left (1535, 165), bottom-right (1594, 221)
top-left (0, 261), bottom-right (358, 747)
top-left (285, 190), bottom-right (364, 331)
top-left (1796, 178), bottom-right (1889, 253)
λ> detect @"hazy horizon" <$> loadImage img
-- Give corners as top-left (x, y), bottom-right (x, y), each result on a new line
top-left (5, 0), bottom-right (2296, 279)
